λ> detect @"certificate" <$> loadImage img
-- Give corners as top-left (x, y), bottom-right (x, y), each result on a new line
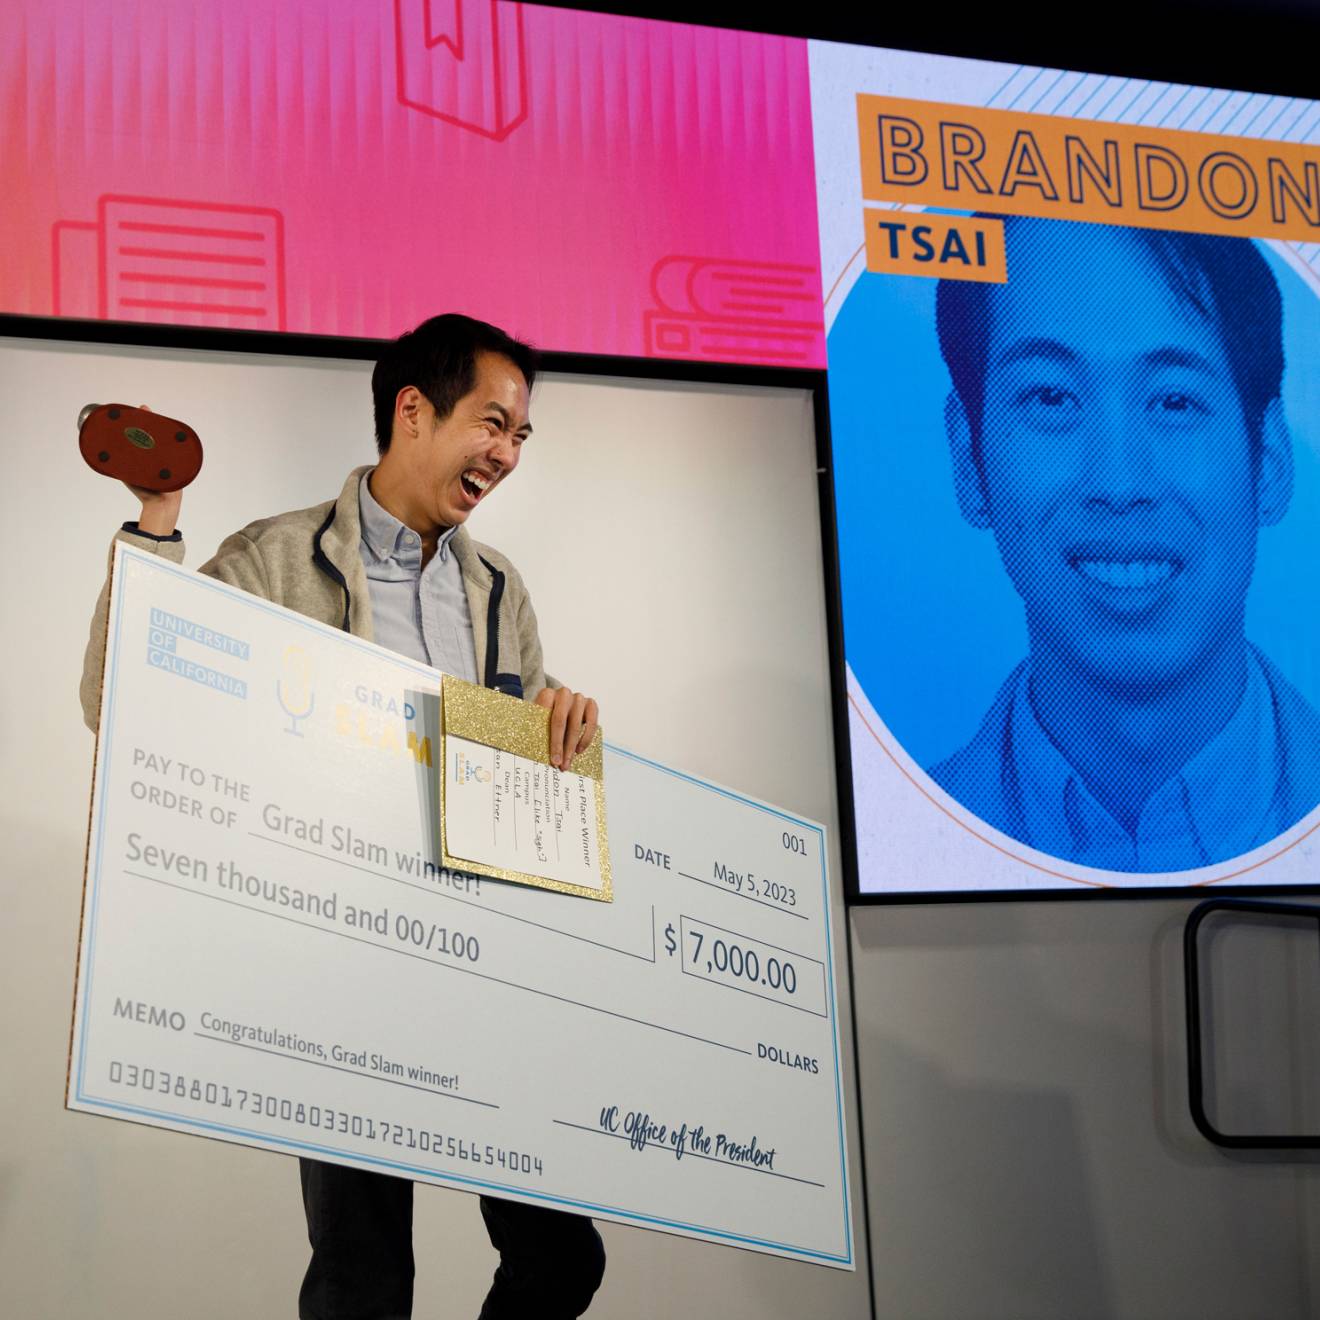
top-left (68, 546), bottom-right (855, 1269)
top-left (440, 677), bottom-right (612, 900)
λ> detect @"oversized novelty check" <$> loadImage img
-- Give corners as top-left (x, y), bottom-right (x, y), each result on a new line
top-left (68, 545), bottom-right (854, 1268)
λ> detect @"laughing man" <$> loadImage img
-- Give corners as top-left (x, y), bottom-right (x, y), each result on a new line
top-left (82, 314), bottom-right (607, 1318)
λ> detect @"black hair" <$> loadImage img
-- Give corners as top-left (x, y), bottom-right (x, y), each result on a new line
top-left (371, 313), bottom-right (539, 454)
top-left (935, 218), bottom-right (1285, 465)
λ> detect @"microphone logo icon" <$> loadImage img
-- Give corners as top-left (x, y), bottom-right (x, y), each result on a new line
top-left (276, 645), bottom-right (316, 736)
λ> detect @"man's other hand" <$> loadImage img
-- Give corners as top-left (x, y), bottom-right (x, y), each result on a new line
top-left (123, 405), bottom-right (182, 537)
top-left (127, 482), bottom-right (183, 536)
top-left (535, 687), bottom-right (600, 772)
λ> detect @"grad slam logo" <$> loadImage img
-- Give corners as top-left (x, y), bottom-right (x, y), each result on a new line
top-left (276, 645), bottom-right (315, 735)
top-left (451, 749), bottom-right (492, 785)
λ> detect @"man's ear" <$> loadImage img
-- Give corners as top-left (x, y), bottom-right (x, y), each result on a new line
top-left (395, 386), bottom-right (424, 442)
top-left (945, 391), bottom-right (992, 529)
top-left (1256, 396), bottom-right (1293, 528)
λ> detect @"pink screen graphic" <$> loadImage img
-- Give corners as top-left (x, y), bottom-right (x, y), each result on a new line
top-left (3, 1), bottom-right (823, 367)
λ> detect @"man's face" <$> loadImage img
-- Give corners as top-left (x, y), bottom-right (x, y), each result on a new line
top-left (968, 222), bottom-right (1263, 694)
top-left (413, 350), bottom-right (531, 527)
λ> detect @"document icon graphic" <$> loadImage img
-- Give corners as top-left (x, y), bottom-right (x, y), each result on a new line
top-left (52, 196), bottom-right (286, 330)
top-left (644, 257), bottom-right (824, 365)
top-left (394, 0), bottom-right (528, 140)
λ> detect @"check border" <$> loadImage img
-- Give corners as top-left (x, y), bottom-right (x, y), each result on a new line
top-left (71, 546), bottom-right (854, 1266)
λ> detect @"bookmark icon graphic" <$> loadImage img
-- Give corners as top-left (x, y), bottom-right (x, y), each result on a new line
top-left (53, 196), bottom-right (286, 330)
top-left (394, 0), bottom-right (528, 140)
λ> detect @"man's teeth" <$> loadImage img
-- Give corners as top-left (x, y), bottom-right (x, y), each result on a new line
top-left (1074, 559), bottom-right (1176, 588)
top-left (463, 470), bottom-right (490, 494)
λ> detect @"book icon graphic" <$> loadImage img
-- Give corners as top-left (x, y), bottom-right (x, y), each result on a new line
top-left (644, 257), bottom-right (824, 366)
top-left (394, 0), bottom-right (528, 140)
top-left (52, 196), bottom-right (286, 330)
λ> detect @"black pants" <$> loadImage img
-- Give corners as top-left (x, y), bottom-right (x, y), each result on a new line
top-left (298, 1159), bottom-right (606, 1319)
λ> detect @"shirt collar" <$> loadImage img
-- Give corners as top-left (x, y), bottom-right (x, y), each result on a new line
top-left (1008, 651), bottom-right (1282, 872)
top-left (358, 470), bottom-right (458, 565)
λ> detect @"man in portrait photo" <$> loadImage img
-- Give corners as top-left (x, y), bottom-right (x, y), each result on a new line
top-left (928, 216), bottom-right (1320, 872)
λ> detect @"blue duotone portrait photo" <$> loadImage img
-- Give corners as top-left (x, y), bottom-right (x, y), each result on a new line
top-left (831, 216), bottom-right (1320, 875)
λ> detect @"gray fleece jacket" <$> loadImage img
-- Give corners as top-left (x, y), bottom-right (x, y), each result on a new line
top-left (81, 465), bottom-right (553, 732)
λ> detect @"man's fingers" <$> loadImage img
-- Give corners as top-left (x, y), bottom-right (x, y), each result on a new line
top-left (562, 691), bottom-right (589, 768)
top-left (549, 687), bottom-right (571, 770)
top-left (576, 698), bottom-right (599, 755)
top-left (536, 688), bottom-right (599, 770)
top-left (557, 690), bottom-right (588, 770)
top-left (533, 687), bottom-right (559, 763)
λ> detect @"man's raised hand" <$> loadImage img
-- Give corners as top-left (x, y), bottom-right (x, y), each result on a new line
top-left (123, 405), bottom-right (182, 537)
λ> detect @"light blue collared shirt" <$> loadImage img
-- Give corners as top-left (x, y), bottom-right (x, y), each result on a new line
top-left (1008, 652), bottom-right (1285, 871)
top-left (358, 472), bottom-right (478, 683)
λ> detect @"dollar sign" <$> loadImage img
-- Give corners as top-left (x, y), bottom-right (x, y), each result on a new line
top-left (664, 923), bottom-right (676, 957)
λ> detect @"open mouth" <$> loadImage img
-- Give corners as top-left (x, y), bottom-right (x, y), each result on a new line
top-left (1068, 556), bottom-right (1181, 589)
top-left (460, 469), bottom-right (493, 502)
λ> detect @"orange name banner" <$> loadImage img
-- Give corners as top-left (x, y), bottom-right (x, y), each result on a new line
top-left (857, 94), bottom-right (1320, 243)
top-left (864, 210), bottom-right (1006, 282)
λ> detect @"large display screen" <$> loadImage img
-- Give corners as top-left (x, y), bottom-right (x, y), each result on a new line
top-left (0, 1), bottom-right (823, 367)
top-left (813, 43), bottom-right (1320, 896)
top-left (7, 2), bottom-right (1320, 898)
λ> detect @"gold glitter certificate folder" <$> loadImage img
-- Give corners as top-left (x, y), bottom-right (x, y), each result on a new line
top-left (440, 676), bottom-right (612, 902)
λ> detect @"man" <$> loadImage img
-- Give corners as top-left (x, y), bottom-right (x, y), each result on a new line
top-left (81, 314), bottom-right (606, 1317)
top-left (928, 218), bottom-right (1320, 873)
